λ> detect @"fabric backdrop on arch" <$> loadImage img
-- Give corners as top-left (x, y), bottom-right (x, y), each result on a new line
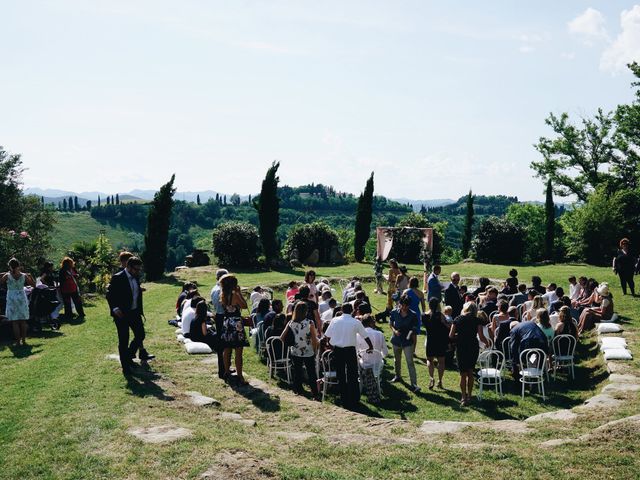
top-left (376, 227), bottom-right (433, 262)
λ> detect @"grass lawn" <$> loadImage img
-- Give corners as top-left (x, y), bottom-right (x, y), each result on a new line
top-left (1, 261), bottom-right (639, 479)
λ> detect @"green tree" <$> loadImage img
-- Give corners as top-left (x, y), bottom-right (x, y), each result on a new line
top-left (611, 62), bottom-right (640, 191)
top-left (255, 161), bottom-right (281, 263)
top-left (74, 196), bottom-right (79, 211)
top-left (196, 194), bottom-right (201, 205)
top-left (116, 193), bottom-right (120, 205)
top-left (354, 172), bottom-right (374, 262)
top-left (505, 203), bottom-right (545, 262)
top-left (142, 174), bottom-right (176, 280)
top-left (97, 195), bottom-right (101, 207)
top-left (86, 200), bottom-right (92, 211)
top-left (212, 221), bottom-right (259, 267)
top-left (545, 179), bottom-right (555, 260)
top-left (461, 190), bottom-right (474, 258)
top-left (0, 147), bottom-right (24, 229)
top-left (472, 216), bottom-right (526, 264)
top-left (63, 198), bottom-right (68, 211)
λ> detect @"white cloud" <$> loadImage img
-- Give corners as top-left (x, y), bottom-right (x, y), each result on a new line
top-left (519, 45), bottom-right (535, 54)
top-left (561, 52), bottom-right (576, 60)
top-left (600, 5), bottom-right (640, 73)
top-left (568, 7), bottom-right (609, 44)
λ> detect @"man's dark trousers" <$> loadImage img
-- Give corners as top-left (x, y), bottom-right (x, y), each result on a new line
top-left (333, 346), bottom-right (360, 407)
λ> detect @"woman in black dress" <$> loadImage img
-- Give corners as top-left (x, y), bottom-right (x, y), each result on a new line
top-left (424, 297), bottom-right (449, 389)
top-left (449, 301), bottom-right (490, 406)
top-left (219, 274), bottom-right (249, 384)
top-left (613, 238), bottom-right (636, 296)
top-left (190, 300), bottom-right (217, 351)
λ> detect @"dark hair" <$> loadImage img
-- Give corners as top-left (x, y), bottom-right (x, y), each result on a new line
top-left (342, 303), bottom-right (353, 314)
top-left (428, 297), bottom-right (440, 313)
top-left (253, 285), bottom-right (262, 292)
top-left (304, 270), bottom-right (316, 282)
top-left (357, 302), bottom-right (372, 315)
top-left (498, 300), bottom-right (508, 313)
top-left (292, 301), bottom-right (308, 322)
top-left (506, 277), bottom-right (517, 288)
top-left (8, 258), bottom-right (20, 269)
top-left (182, 281), bottom-right (196, 291)
top-left (321, 290), bottom-right (332, 300)
top-left (479, 277), bottom-right (490, 288)
top-left (271, 299), bottom-right (283, 310)
top-left (328, 298), bottom-right (337, 307)
top-left (536, 308), bottom-right (551, 328)
top-left (195, 300), bottom-right (208, 319)
top-left (288, 281), bottom-right (298, 289)
top-left (555, 287), bottom-right (564, 297)
top-left (219, 274), bottom-right (239, 306)
top-left (518, 283), bottom-right (527, 292)
top-left (399, 294), bottom-right (411, 306)
top-left (509, 268), bottom-right (518, 278)
top-left (273, 313), bottom-right (286, 330)
top-left (531, 275), bottom-right (542, 286)
top-left (299, 285), bottom-right (311, 298)
top-left (527, 289), bottom-right (537, 298)
top-left (186, 289), bottom-right (200, 300)
top-left (190, 296), bottom-right (204, 308)
top-left (127, 256), bottom-right (143, 268)
top-left (487, 287), bottom-right (498, 295)
top-left (409, 277), bottom-right (419, 289)
top-left (361, 314), bottom-right (375, 328)
top-left (257, 298), bottom-right (271, 315)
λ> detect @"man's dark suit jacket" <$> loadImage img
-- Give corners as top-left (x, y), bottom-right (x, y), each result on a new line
top-left (107, 270), bottom-right (144, 317)
top-left (444, 283), bottom-right (463, 318)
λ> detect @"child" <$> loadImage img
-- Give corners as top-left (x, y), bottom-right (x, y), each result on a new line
top-left (443, 305), bottom-right (454, 324)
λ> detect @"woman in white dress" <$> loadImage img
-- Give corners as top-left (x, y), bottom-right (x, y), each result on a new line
top-left (1, 258), bottom-right (35, 345)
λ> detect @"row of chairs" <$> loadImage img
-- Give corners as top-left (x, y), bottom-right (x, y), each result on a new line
top-left (477, 334), bottom-right (577, 400)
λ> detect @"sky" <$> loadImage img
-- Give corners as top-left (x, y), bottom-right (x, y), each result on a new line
top-left (1, 1), bottom-right (639, 201)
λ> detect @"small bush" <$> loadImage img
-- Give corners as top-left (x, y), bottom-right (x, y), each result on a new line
top-left (472, 216), bottom-right (525, 264)
top-left (212, 221), bottom-right (259, 267)
top-left (283, 222), bottom-right (341, 264)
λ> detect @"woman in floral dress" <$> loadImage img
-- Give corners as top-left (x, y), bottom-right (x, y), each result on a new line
top-left (1, 258), bottom-right (35, 345)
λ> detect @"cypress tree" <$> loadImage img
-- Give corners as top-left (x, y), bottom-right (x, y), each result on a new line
top-left (68, 196), bottom-right (74, 210)
top-left (116, 193), bottom-right (120, 205)
top-left (63, 198), bottom-right (67, 211)
top-left (223, 195), bottom-right (227, 205)
top-left (544, 179), bottom-right (555, 260)
top-left (196, 194), bottom-right (201, 205)
top-left (86, 200), bottom-right (92, 211)
top-left (97, 195), bottom-right (101, 207)
top-left (58, 200), bottom-right (62, 210)
top-left (462, 189), bottom-right (474, 258)
top-left (107, 196), bottom-right (111, 205)
top-left (255, 161), bottom-right (281, 263)
top-left (41, 196), bottom-right (44, 205)
top-left (354, 172), bottom-right (374, 262)
top-left (215, 193), bottom-right (219, 203)
top-left (74, 196), bottom-right (79, 211)
top-left (142, 174), bottom-right (176, 280)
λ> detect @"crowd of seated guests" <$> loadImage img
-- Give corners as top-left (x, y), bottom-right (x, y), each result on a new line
top-left (171, 265), bottom-right (617, 409)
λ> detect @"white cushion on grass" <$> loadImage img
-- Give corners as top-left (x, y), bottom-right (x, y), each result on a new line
top-left (175, 328), bottom-right (182, 334)
top-left (185, 342), bottom-right (212, 354)
top-left (600, 313), bottom-right (619, 323)
top-left (177, 334), bottom-right (185, 343)
top-left (597, 323), bottom-right (622, 334)
top-left (184, 338), bottom-right (192, 344)
top-left (600, 337), bottom-right (627, 349)
top-left (177, 321), bottom-right (182, 328)
top-left (603, 348), bottom-right (633, 360)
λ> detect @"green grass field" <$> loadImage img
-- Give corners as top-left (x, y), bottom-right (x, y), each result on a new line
top-left (50, 212), bottom-right (143, 259)
top-left (0, 262), bottom-right (638, 479)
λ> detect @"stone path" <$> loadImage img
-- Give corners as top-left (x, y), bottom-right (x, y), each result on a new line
top-left (127, 425), bottom-right (192, 444)
top-left (185, 391), bottom-right (221, 407)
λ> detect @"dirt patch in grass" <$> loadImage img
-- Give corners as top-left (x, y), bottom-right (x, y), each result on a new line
top-left (200, 450), bottom-right (275, 479)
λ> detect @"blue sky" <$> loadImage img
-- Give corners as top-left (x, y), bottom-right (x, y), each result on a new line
top-left (1, 1), bottom-right (639, 201)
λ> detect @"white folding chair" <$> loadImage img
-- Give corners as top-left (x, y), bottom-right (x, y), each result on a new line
top-left (478, 325), bottom-right (493, 351)
top-left (477, 349), bottom-right (504, 399)
top-left (257, 321), bottom-right (267, 359)
top-left (518, 303), bottom-right (527, 321)
top-left (519, 348), bottom-right (547, 400)
top-left (265, 337), bottom-right (292, 384)
top-left (358, 349), bottom-right (384, 395)
top-left (501, 337), bottom-right (512, 370)
top-left (552, 334), bottom-right (577, 380)
top-left (320, 350), bottom-right (340, 402)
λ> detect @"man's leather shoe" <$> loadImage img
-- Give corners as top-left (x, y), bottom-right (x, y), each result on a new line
top-left (139, 352), bottom-right (155, 361)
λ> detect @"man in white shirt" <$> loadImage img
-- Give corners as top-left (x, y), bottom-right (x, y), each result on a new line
top-left (357, 315), bottom-right (388, 368)
top-left (568, 276), bottom-right (582, 301)
top-left (249, 286), bottom-right (271, 312)
top-left (321, 298), bottom-right (338, 323)
top-left (318, 290), bottom-right (333, 315)
top-left (181, 296), bottom-right (201, 336)
top-left (324, 303), bottom-right (373, 408)
top-left (542, 283), bottom-right (558, 306)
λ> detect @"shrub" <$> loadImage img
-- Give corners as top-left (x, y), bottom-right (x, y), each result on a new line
top-left (472, 216), bottom-right (525, 264)
top-left (212, 221), bottom-right (259, 267)
top-left (283, 222), bottom-right (341, 264)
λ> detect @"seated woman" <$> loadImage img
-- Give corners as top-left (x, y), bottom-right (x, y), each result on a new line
top-left (490, 301), bottom-right (510, 338)
top-left (535, 308), bottom-right (554, 345)
top-left (578, 283), bottom-right (613, 334)
top-left (523, 295), bottom-right (545, 321)
top-left (253, 298), bottom-right (271, 354)
top-left (554, 306), bottom-right (577, 338)
top-left (190, 300), bottom-right (217, 351)
top-left (286, 281), bottom-right (299, 304)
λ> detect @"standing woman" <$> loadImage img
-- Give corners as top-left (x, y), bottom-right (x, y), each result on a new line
top-left (424, 297), bottom-right (449, 389)
top-left (613, 238), bottom-right (636, 296)
top-left (281, 302), bottom-right (320, 399)
top-left (1, 258), bottom-right (35, 345)
top-left (389, 294), bottom-right (420, 393)
top-left (449, 301), bottom-right (489, 406)
top-left (59, 257), bottom-right (85, 320)
top-left (219, 274), bottom-right (249, 384)
top-left (405, 276), bottom-right (426, 352)
top-left (303, 270), bottom-right (318, 302)
top-left (386, 259), bottom-right (401, 311)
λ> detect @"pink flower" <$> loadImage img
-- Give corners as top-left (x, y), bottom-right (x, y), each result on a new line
top-left (20, 231), bottom-right (29, 238)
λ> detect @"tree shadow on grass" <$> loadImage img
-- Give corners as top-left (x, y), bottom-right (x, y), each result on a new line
top-left (125, 367), bottom-right (175, 401)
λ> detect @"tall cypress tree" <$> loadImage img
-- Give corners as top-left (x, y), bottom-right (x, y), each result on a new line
top-left (462, 189), bottom-right (474, 258)
top-left (142, 174), bottom-right (176, 280)
top-left (97, 195), bottom-right (101, 207)
top-left (116, 193), bottom-right (120, 205)
top-left (62, 198), bottom-right (67, 211)
top-left (354, 172), bottom-right (374, 262)
top-left (74, 196), bottom-right (79, 211)
top-left (255, 161), bottom-right (281, 263)
top-left (196, 194), bottom-right (201, 205)
top-left (544, 179), bottom-right (555, 260)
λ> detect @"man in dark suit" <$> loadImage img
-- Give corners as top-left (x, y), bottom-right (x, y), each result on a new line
top-left (444, 272), bottom-right (463, 318)
top-left (107, 256), bottom-right (154, 376)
